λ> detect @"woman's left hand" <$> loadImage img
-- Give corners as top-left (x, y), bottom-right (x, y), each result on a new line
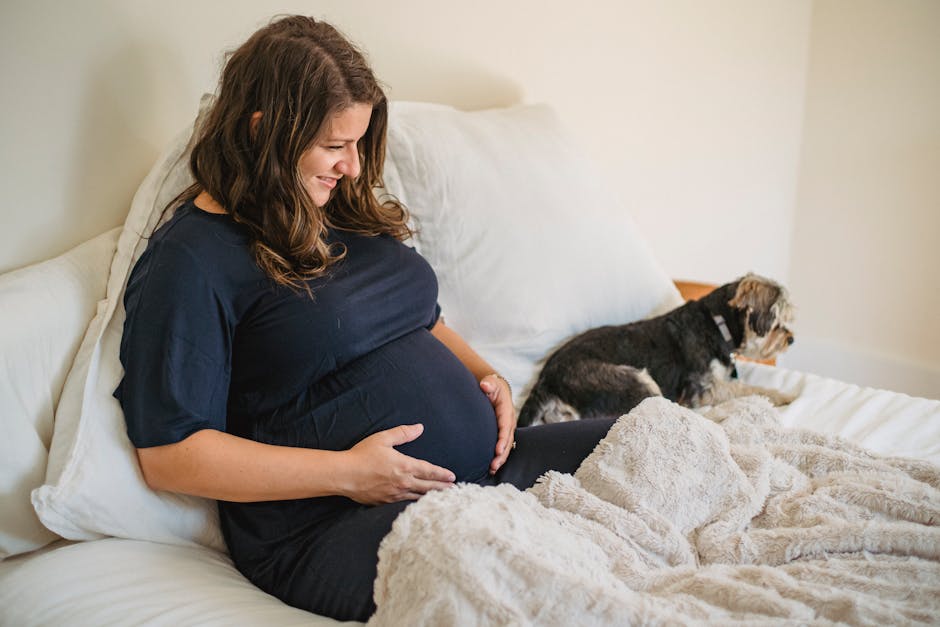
top-left (480, 374), bottom-right (517, 475)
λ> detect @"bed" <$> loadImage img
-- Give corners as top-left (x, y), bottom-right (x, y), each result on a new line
top-left (2, 99), bottom-right (938, 626)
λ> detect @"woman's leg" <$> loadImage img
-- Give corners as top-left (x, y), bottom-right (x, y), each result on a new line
top-left (262, 500), bottom-right (411, 622)
top-left (262, 419), bottom-right (615, 621)
top-left (481, 417), bottom-right (616, 490)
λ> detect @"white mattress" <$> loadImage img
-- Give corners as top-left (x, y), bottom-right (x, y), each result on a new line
top-left (2, 365), bottom-right (937, 627)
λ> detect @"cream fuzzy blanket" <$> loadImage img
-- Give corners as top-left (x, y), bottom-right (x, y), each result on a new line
top-left (369, 396), bottom-right (940, 626)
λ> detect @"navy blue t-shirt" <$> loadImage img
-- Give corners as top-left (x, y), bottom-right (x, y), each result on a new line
top-left (115, 202), bottom-right (498, 559)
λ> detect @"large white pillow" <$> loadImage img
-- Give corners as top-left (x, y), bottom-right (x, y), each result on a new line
top-left (384, 102), bottom-right (682, 403)
top-left (31, 95), bottom-right (223, 550)
top-left (0, 229), bottom-right (117, 559)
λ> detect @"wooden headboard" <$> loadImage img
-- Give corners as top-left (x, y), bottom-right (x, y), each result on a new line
top-left (673, 280), bottom-right (717, 302)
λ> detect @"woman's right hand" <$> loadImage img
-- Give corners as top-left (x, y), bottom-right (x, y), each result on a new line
top-left (339, 423), bottom-right (456, 505)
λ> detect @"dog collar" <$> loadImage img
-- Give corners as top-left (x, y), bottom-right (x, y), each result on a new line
top-left (713, 314), bottom-right (740, 379)
top-left (713, 315), bottom-right (734, 346)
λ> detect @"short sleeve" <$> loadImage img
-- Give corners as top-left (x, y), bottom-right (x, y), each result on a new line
top-left (114, 239), bottom-right (234, 448)
top-left (426, 303), bottom-right (442, 330)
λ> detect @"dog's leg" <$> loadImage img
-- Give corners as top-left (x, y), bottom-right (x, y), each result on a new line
top-left (697, 378), bottom-right (797, 407)
top-left (538, 398), bottom-right (582, 425)
top-left (632, 366), bottom-right (663, 398)
top-left (526, 362), bottom-right (663, 425)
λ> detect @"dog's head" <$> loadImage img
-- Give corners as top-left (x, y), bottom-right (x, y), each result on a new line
top-left (728, 274), bottom-right (795, 360)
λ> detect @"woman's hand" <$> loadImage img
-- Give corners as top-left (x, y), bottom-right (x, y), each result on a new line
top-left (480, 375), bottom-right (517, 475)
top-left (339, 424), bottom-right (457, 505)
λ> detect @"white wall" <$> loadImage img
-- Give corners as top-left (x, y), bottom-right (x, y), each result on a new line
top-left (779, 0), bottom-right (940, 398)
top-left (6, 1), bottom-right (935, 398)
top-left (0, 0), bottom-right (810, 283)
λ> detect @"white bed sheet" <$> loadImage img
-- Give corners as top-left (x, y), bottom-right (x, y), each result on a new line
top-left (2, 365), bottom-right (937, 627)
top-left (739, 361), bottom-right (940, 464)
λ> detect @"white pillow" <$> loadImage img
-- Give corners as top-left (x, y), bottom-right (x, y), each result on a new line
top-left (0, 229), bottom-right (117, 559)
top-left (32, 95), bottom-right (224, 550)
top-left (384, 102), bottom-right (682, 403)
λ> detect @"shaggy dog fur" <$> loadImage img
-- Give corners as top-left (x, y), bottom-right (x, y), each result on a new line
top-left (518, 274), bottom-right (796, 426)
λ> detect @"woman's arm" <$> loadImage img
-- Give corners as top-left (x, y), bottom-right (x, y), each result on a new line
top-left (430, 320), bottom-right (517, 474)
top-left (137, 423), bottom-right (455, 505)
top-left (138, 320), bottom-right (511, 501)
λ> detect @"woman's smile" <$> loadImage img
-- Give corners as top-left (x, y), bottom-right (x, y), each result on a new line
top-left (317, 176), bottom-right (339, 190)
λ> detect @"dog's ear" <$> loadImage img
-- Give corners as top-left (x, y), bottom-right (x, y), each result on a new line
top-left (729, 274), bottom-right (782, 336)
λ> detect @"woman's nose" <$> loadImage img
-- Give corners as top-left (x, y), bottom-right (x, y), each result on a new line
top-left (337, 146), bottom-right (361, 178)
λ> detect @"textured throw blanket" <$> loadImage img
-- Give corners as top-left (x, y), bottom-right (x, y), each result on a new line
top-left (369, 397), bottom-right (940, 626)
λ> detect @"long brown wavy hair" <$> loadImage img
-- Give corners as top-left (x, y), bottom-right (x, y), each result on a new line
top-left (176, 15), bottom-right (409, 290)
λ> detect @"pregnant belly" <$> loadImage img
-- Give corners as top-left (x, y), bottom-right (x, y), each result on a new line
top-left (254, 329), bottom-right (498, 483)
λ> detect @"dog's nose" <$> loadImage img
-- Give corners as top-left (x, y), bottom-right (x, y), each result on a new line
top-left (787, 336), bottom-right (795, 346)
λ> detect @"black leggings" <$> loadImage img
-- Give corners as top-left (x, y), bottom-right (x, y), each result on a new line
top-left (272, 418), bottom-right (616, 622)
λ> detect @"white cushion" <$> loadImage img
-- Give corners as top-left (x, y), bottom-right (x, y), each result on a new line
top-left (0, 539), bottom-right (343, 626)
top-left (30, 98), bottom-right (680, 550)
top-left (31, 95), bottom-right (223, 550)
top-left (385, 102), bottom-right (682, 402)
top-left (0, 229), bottom-right (117, 559)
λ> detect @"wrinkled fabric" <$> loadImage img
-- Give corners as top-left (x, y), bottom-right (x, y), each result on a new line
top-left (371, 396), bottom-right (940, 626)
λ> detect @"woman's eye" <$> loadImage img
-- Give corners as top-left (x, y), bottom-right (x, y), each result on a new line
top-left (327, 145), bottom-right (344, 151)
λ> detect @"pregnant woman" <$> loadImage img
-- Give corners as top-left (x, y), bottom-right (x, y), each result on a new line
top-left (115, 15), bottom-right (614, 622)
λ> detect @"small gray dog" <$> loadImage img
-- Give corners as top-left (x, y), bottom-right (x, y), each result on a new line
top-left (518, 274), bottom-right (795, 426)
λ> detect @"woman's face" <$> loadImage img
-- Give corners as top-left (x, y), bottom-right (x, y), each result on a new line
top-left (299, 102), bottom-right (373, 207)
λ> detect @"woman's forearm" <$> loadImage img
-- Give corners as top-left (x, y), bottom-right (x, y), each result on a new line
top-left (137, 424), bottom-right (456, 505)
top-left (430, 320), bottom-right (497, 382)
top-left (136, 321), bottom-right (492, 504)
top-left (137, 429), bottom-right (348, 502)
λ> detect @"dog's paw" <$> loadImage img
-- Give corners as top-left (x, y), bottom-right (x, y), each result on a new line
top-left (762, 389), bottom-right (798, 406)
